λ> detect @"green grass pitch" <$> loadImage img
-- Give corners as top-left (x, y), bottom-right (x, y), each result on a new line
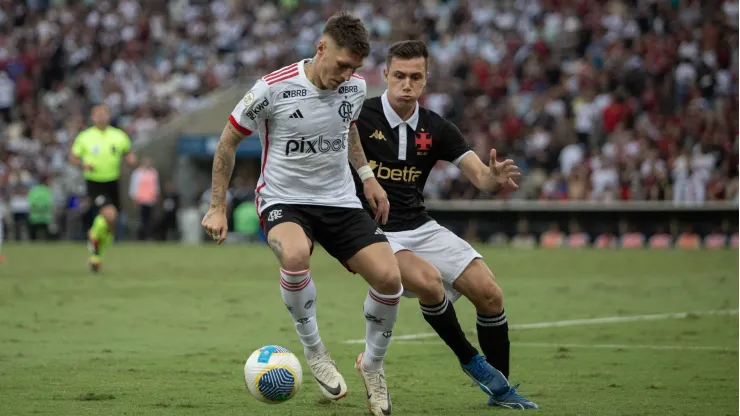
top-left (0, 243), bottom-right (737, 415)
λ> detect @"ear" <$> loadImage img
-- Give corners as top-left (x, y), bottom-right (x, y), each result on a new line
top-left (316, 38), bottom-right (326, 55)
top-left (383, 67), bottom-right (388, 83)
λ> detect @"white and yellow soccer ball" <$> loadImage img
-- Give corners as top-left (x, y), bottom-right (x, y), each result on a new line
top-left (244, 345), bottom-right (303, 404)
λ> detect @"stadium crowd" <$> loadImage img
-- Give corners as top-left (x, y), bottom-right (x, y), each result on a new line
top-left (0, 0), bottom-right (737, 242)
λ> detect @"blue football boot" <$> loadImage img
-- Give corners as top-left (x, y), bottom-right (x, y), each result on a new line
top-left (461, 355), bottom-right (538, 409)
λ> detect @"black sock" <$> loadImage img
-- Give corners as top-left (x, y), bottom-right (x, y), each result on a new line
top-left (476, 310), bottom-right (510, 378)
top-left (420, 297), bottom-right (479, 365)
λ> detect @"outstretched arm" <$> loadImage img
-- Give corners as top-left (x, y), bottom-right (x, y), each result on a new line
top-left (457, 149), bottom-right (520, 194)
top-left (210, 123), bottom-right (247, 212)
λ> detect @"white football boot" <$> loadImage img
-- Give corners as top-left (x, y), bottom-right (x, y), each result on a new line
top-left (355, 352), bottom-right (392, 415)
top-left (305, 344), bottom-right (347, 400)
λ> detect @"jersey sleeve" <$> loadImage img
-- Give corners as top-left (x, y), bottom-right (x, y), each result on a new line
top-left (439, 119), bottom-right (473, 165)
top-left (119, 130), bottom-right (132, 153)
top-left (229, 79), bottom-right (272, 135)
top-left (350, 78), bottom-right (367, 124)
top-left (71, 132), bottom-right (86, 158)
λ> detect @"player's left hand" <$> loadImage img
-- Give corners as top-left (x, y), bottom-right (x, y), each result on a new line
top-left (489, 149), bottom-right (520, 189)
top-left (363, 178), bottom-right (390, 225)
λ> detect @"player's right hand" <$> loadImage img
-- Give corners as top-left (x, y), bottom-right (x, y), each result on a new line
top-left (201, 208), bottom-right (228, 245)
top-left (83, 164), bottom-right (94, 172)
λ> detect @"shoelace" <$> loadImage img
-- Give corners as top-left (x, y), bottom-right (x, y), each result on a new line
top-left (466, 359), bottom-right (494, 384)
top-left (310, 355), bottom-right (338, 381)
top-left (498, 383), bottom-right (526, 400)
top-left (367, 371), bottom-right (386, 397)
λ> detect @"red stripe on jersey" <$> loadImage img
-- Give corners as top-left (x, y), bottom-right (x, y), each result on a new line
top-left (265, 70), bottom-right (298, 85)
top-left (228, 115), bottom-right (252, 135)
top-left (351, 73), bottom-right (364, 79)
top-left (264, 63), bottom-right (298, 82)
top-left (255, 119), bottom-right (269, 211)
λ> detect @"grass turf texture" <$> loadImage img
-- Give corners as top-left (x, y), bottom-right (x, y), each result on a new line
top-left (0, 244), bottom-right (737, 415)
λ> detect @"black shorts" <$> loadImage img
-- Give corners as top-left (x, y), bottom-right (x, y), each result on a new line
top-left (260, 204), bottom-right (388, 265)
top-left (86, 180), bottom-right (121, 210)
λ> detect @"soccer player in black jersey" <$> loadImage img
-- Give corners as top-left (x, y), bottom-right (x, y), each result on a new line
top-left (353, 40), bottom-right (537, 409)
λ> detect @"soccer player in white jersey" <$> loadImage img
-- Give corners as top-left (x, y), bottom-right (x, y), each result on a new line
top-left (201, 13), bottom-right (402, 416)
top-left (353, 40), bottom-right (538, 409)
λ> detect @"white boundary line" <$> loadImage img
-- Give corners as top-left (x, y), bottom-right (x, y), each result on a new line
top-left (392, 341), bottom-right (736, 352)
top-left (341, 309), bottom-right (738, 344)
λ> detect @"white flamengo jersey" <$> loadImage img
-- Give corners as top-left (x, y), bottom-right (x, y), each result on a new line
top-left (229, 59), bottom-right (367, 215)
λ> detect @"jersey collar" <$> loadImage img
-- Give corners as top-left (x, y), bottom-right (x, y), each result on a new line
top-left (381, 90), bottom-right (419, 130)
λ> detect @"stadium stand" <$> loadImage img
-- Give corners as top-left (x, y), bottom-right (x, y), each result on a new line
top-left (0, 0), bottom-right (737, 245)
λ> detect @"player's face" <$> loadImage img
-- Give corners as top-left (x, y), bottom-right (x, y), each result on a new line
top-left (318, 39), bottom-right (364, 90)
top-left (91, 106), bottom-right (111, 127)
top-left (384, 57), bottom-right (427, 105)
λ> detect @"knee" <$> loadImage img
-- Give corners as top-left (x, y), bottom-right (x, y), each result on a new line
top-left (404, 268), bottom-right (445, 305)
top-left (474, 282), bottom-right (504, 315)
top-left (371, 265), bottom-right (402, 295)
top-left (279, 249), bottom-right (311, 272)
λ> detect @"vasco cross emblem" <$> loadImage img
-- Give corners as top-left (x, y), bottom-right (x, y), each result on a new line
top-left (415, 129), bottom-right (432, 154)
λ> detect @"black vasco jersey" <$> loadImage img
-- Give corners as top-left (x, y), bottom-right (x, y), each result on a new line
top-left (352, 96), bottom-right (472, 232)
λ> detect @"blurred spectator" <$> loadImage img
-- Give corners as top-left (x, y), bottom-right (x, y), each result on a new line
top-left (153, 181), bottom-right (180, 241)
top-left (676, 225), bottom-right (701, 249)
top-left (510, 218), bottom-right (536, 248)
top-left (540, 223), bottom-right (564, 248)
top-left (649, 229), bottom-right (673, 249)
top-left (129, 157), bottom-right (160, 240)
top-left (27, 174), bottom-right (53, 240)
top-left (0, 71), bottom-right (13, 124)
top-left (566, 220), bottom-right (589, 248)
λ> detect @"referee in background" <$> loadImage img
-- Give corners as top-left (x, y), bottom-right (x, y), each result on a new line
top-left (69, 105), bottom-right (137, 272)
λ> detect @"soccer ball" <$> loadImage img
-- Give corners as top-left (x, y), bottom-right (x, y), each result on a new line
top-left (244, 345), bottom-right (303, 404)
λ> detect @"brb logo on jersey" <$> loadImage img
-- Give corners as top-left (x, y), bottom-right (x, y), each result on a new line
top-left (338, 101), bottom-right (353, 123)
top-left (285, 136), bottom-right (346, 156)
top-left (282, 89), bottom-right (307, 98)
top-left (339, 85), bottom-right (359, 94)
top-left (246, 97), bottom-right (269, 121)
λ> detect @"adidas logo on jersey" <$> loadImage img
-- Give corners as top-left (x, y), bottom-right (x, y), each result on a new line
top-left (289, 109), bottom-right (304, 119)
top-left (375, 227), bottom-right (385, 235)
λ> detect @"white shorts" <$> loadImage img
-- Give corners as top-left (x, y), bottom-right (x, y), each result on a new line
top-left (386, 220), bottom-right (482, 303)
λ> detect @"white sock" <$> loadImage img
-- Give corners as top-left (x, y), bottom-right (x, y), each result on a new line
top-left (362, 286), bottom-right (403, 371)
top-left (279, 268), bottom-right (322, 355)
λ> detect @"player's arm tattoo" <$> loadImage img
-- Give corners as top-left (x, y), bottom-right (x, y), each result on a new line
top-left (347, 123), bottom-right (369, 170)
top-left (210, 123), bottom-right (246, 211)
